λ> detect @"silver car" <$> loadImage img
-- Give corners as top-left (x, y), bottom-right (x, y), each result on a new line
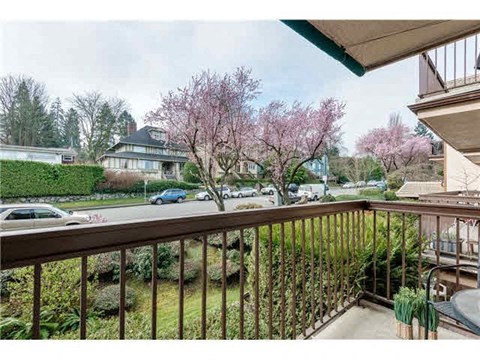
top-left (0, 204), bottom-right (91, 231)
top-left (231, 187), bottom-right (257, 198)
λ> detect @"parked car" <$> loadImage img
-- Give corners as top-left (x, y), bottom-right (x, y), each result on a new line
top-left (0, 204), bottom-right (91, 231)
top-left (195, 186), bottom-right (231, 201)
top-left (355, 181), bottom-right (367, 188)
top-left (150, 189), bottom-right (187, 205)
top-left (231, 187), bottom-right (257, 198)
top-left (367, 180), bottom-right (378, 187)
top-left (297, 184), bottom-right (326, 201)
top-left (342, 182), bottom-right (355, 189)
top-left (261, 185), bottom-right (276, 195)
top-left (268, 191), bottom-right (299, 204)
top-left (288, 183), bottom-right (299, 193)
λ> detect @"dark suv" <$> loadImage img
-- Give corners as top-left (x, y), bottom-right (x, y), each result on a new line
top-left (149, 189), bottom-right (187, 205)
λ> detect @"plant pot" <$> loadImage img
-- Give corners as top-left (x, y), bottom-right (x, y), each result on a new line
top-left (396, 320), bottom-right (413, 340)
top-left (418, 325), bottom-right (438, 340)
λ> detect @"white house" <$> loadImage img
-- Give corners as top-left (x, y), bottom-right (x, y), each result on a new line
top-left (0, 144), bottom-right (77, 164)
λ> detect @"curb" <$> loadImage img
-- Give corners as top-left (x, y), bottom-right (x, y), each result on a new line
top-left (61, 198), bottom-right (197, 211)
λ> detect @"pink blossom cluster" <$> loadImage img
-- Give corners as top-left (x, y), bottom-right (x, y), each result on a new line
top-left (356, 122), bottom-right (431, 173)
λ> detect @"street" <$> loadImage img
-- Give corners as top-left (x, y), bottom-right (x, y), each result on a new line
top-left (77, 188), bottom-right (359, 222)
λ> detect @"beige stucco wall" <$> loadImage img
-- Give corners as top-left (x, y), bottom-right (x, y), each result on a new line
top-left (445, 143), bottom-right (480, 191)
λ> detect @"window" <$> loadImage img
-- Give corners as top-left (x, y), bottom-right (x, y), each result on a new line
top-left (120, 159), bottom-right (128, 169)
top-left (139, 160), bottom-right (154, 170)
top-left (149, 130), bottom-right (165, 141)
top-left (34, 209), bottom-right (60, 219)
top-left (133, 146), bottom-right (146, 153)
top-left (6, 209), bottom-right (32, 220)
top-left (62, 155), bottom-right (74, 162)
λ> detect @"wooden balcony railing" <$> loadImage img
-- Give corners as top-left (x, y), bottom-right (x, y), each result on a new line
top-left (1, 200), bottom-right (479, 339)
top-left (419, 32), bottom-right (480, 97)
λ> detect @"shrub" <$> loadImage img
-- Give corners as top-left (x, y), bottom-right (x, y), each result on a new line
top-left (387, 173), bottom-right (404, 191)
top-left (413, 288), bottom-right (439, 332)
top-left (320, 194), bottom-right (336, 202)
top-left (93, 250), bottom-right (136, 282)
top-left (182, 162), bottom-right (201, 183)
top-left (0, 269), bottom-right (15, 297)
top-left (131, 245), bottom-right (175, 282)
top-left (95, 171), bottom-right (143, 192)
top-left (207, 228), bottom-right (255, 249)
top-left (234, 203), bottom-right (264, 210)
top-left (384, 190), bottom-right (398, 201)
top-left (0, 160), bottom-right (104, 198)
top-left (359, 188), bottom-right (383, 196)
top-left (207, 261), bottom-right (240, 284)
top-left (4, 259), bottom-right (97, 322)
top-left (93, 285), bottom-right (137, 316)
top-left (158, 260), bottom-right (201, 283)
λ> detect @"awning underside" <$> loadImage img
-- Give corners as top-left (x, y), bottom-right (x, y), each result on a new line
top-left (283, 20), bottom-right (480, 76)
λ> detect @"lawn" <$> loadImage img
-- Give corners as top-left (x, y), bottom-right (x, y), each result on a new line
top-left (336, 193), bottom-right (385, 201)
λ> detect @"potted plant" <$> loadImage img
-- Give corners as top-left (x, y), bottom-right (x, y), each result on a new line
top-left (414, 289), bottom-right (439, 340)
top-left (393, 287), bottom-right (415, 339)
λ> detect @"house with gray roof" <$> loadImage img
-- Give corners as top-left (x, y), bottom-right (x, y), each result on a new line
top-left (98, 124), bottom-right (189, 180)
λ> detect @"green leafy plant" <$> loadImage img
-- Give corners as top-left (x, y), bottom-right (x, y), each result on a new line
top-left (413, 288), bottom-right (439, 331)
top-left (234, 203), bottom-right (264, 210)
top-left (393, 287), bottom-right (416, 325)
top-left (207, 261), bottom-right (240, 284)
top-left (384, 190), bottom-right (398, 201)
top-left (58, 308), bottom-right (98, 333)
top-left (0, 310), bottom-right (58, 339)
top-left (132, 245), bottom-right (175, 282)
top-left (93, 285), bottom-right (137, 317)
top-left (158, 260), bottom-right (201, 283)
top-left (320, 194), bottom-right (336, 202)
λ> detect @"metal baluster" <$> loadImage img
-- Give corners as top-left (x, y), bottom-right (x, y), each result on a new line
top-left (179, 240), bottom-right (185, 339)
top-left (202, 235), bottom-right (208, 339)
top-left (119, 249), bottom-right (126, 339)
top-left (268, 224), bottom-right (273, 339)
top-left (239, 230), bottom-right (244, 340)
top-left (33, 264), bottom-right (41, 340)
top-left (80, 256), bottom-right (88, 340)
top-left (254, 227), bottom-right (260, 339)
top-left (291, 221), bottom-right (297, 339)
top-left (222, 232), bottom-right (227, 339)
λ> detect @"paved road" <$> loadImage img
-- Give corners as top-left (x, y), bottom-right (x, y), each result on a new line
top-left (77, 196), bottom-right (275, 222)
top-left (78, 188), bottom-right (359, 223)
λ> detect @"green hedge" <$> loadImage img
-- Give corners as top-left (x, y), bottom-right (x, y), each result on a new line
top-left (0, 160), bottom-right (104, 198)
top-left (96, 179), bottom-right (199, 194)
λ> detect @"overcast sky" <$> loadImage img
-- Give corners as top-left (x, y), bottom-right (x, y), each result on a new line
top-left (0, 21), bottom-right (420, 154)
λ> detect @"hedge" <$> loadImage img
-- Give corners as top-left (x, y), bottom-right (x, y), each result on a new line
top-left (0, 160), bottom-right (104, 198)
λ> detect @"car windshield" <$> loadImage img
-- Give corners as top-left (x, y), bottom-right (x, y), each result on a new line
top-left (160, 191), bottom-right (168, 195)
top-left (299, 185), bottom-right (309, 191)
top-left (54, 208), bottom-right (70, 216)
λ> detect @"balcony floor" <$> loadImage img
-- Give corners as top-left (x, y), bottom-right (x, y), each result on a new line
top-left (312, 300), bottom-right (475, 340)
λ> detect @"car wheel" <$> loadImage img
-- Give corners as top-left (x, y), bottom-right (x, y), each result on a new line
top-left (155, 198), bottom-right (163, 205)
top-left (252, 192), bottom-right (257, 197)
top-left (238, 193), bottom-right (243, 198)
top-left (313, 195), bottom-right (318, 201)
top-left (269, 190), bottom-right (273, 195)
top-left (204, 195), bottom-right (211, 201)
top-left (177, 197), bottom-right (184, 204)
top-left (223, 194), bottom-right (228, 199)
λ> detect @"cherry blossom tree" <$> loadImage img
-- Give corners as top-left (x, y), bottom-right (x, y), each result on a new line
top-left (147, 67), bottom-right (260, 211)
top-left (247, 99), bottom-right (344, 205)
top-left (356, 119), bottom-right (431, 177)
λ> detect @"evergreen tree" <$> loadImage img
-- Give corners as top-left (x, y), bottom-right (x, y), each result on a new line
top-left (116, 110), bottom-right (136, 139)
top-left (62, 108), bottom-right (81, 149)
top-left (414, 121), bottom-right (434, 140)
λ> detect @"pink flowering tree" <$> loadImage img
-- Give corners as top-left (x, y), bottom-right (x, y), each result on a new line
top-left (356, 120), bottom-right (431, 178)
top-left (247, 99), bottom-right (344, 205)
top-left (147, 67), bottom-right (260, 211)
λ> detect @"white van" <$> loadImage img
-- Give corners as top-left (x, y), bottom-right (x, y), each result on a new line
top-left (297, 184), bottom-right (326, 201)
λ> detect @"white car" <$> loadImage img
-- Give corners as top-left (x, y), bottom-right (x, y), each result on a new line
top-left (0, 204), bottom-right (91, 231)
top-left (195, 186), bottom-right (231, 201)
top-left (342, 182), bottom-right (355, 189)
top-left (261, 185), bottom-right (276, 195)
top-left (297, 184), bottom-right (326, 201)
top-left (231, 187), bottom-right (257, 198)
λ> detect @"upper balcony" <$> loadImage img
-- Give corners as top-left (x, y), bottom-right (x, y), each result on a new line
top-left (409, 32), bottom-right (480, 162)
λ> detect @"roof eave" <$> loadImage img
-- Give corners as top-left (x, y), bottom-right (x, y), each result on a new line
top-left (281, 20), bottom-right (366, 77)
